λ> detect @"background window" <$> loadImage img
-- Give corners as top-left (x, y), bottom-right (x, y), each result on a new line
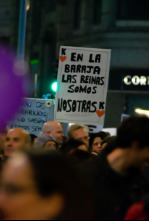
top-left (117, 0), bottom-right (149, 20)
top-left (93, 0), bottom-right (102, 25)
top-left (74, 0), bottom-right (82, 30)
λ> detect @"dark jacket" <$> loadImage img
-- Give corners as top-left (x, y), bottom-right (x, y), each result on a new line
top-left (92, 156), bottom-right (149, 220)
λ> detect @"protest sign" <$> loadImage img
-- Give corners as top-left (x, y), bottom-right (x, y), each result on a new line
top-left (87, 125), bottom-right (103, 133)
top-left (9, 98), bottom-right (54, 136)
top-left (54, 46), bottom-right (111, 125)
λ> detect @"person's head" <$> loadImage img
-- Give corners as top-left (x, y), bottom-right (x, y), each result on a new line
top-left (66, 149), bottom-right (96, 166)
top-left (0, 151), bottom-right (85, 220)
top-left (60, 139), bottom-right (87, 155)
top-left (101, 136), bottom-right (117, 150)
top-left (35, 134), bottom-right (59, 151)
top-left (68, 124), bottom-right (89, 149)
top-left (115, 116), bottom-right (149, 167)
top-left (89, 132), bottom-right (110, 154)
top-left (42, 122), bottom-right (64, 145)
top-left (4, 128), bottom-right (31, 157)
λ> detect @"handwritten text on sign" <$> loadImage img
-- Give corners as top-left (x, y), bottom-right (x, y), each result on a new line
top-left (54, 46), bottom-right (111, 125)
top-left (9, 98), bottom-right (54, 136)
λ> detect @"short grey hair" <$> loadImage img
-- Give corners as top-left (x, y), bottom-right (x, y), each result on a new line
top-left (68, 124), bottom-right (89, 138)
top-left (42, 123), bottom-right (53, 134)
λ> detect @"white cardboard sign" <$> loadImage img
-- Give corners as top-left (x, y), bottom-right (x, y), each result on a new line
top-left (54, 46), bottom-right (111, 125)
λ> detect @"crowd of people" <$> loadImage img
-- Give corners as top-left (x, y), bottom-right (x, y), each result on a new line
top-left (0, 116), bottom-right (149, 219)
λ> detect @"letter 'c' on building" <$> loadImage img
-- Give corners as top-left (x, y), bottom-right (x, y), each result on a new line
top-left (124, 75), bottom-right (131, 85)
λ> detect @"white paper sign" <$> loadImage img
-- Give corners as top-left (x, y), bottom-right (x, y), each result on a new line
top-left (54, 46), bottom-right (111, 125)
top-left (9, 98), bottom-right (54, 136)
top-left (87, 125), bottom-right (103, 133)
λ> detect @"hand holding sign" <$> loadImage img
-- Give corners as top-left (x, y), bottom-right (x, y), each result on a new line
top-left (0, 45), bottom-right (29, 130)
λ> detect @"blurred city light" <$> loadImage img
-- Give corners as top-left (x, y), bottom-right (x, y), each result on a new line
top-left (26, 0), bottom-right (30, 11)
top-left (135, 108), bottom-right (149, 117)
top-left (51, 82), bottom-right (58, 93)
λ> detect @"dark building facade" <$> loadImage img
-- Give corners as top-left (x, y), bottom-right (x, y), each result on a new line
top-left (53, 0), bottom-right (149, 128)
top-left (0, 0), bottom-right (18, 45)
top-left (8, 0), bottom-right (149, 128)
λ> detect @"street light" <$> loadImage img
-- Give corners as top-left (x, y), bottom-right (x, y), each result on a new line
top-left (51, 82), bottom-right (58, 93)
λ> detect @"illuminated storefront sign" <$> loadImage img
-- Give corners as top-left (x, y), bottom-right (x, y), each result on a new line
top-left (109, 70), bottom-right (149, 92)
top-left (123, 75), bottom-right (149, 86)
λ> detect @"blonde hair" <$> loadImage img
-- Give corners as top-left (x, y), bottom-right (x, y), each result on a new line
top-left (68, 124), bottom-right (89, 138)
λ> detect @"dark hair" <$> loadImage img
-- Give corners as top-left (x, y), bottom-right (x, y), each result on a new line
top-left (89, 132), bottom-right (110, 152)
top-left (60, 139), bottom-right (85, 154)
top-left (25, 151), bottom-right (86, 220)
top-left (100, 137), bottom-right (117, 157)
top-left (116, 116), bottom-right (149, 149)
top-left (101, 136), bottom-right (117, 147)
top-left (67, 149), bottom-right (95, 163)
top-left (30, 134), bottom-right (37, 145)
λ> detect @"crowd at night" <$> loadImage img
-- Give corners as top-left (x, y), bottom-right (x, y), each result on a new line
top-left (0, 0), bottom-right (149, 220)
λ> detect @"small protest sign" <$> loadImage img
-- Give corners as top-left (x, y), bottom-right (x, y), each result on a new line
top-left (87, 125), bottom-right (103, 133)
top-left (54, 46), bottom-right (111, 125)
top-left (9, 98), bottom-right (54, 136)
